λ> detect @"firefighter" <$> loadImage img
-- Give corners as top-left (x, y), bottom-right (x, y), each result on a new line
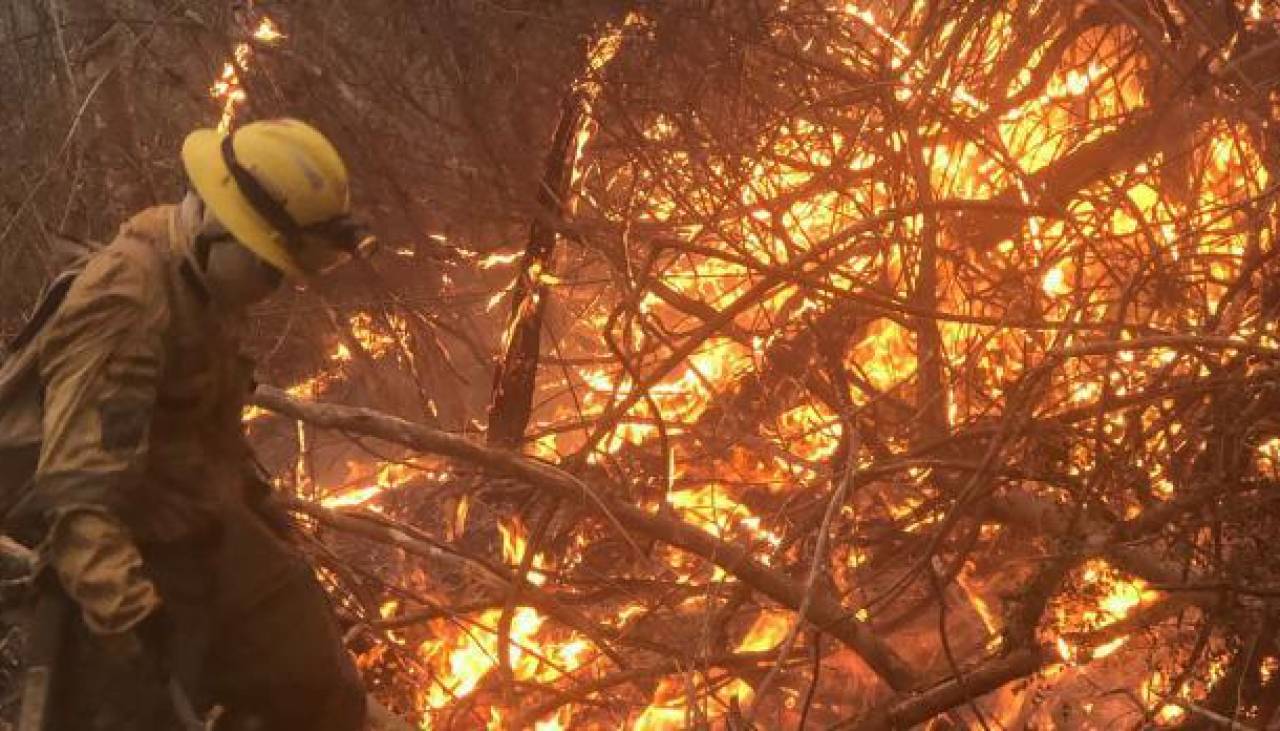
top-left (17, 118), bottom-right (370, 730)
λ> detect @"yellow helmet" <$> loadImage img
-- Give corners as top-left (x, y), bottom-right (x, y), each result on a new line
top-left (181, 119), bottom-right (371, 277)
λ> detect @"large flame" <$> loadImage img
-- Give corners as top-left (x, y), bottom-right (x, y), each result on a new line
top-left (223, 1), bottom-right (1279, 726)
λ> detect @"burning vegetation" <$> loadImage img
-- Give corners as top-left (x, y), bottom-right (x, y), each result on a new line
top-left (6, 0), bottom-right (1280, 728)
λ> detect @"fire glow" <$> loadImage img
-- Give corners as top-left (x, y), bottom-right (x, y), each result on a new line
top-left (209, 16), bottom-right (284, 132)
top-left (225, 2), bottom-right (1280, 728)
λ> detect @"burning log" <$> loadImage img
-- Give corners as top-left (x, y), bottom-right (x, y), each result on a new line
top-left (486, 93), bottom-right (586, 449)
top-left (487, 15), bottom-right (638, 450)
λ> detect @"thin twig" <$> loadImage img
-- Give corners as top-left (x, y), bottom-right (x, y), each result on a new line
top-left (742, 422), bottom-right (859, 723)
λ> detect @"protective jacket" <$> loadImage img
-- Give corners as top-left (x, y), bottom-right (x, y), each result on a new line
top-left (25, 205), bottom-right (295, 614)
top-left (14, 205), bottom-right (364, 730)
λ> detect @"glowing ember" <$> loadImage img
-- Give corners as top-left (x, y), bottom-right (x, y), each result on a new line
top-left (1052, 560), bottom-right (1158, 665)
top-left (319, 461), bottom-right (433, 509)
top-left (736, 608), bottom-right (791, 653)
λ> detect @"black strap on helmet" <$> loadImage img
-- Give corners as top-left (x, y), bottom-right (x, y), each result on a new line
top-left (221, 134), bottom-right (305, 244)
top-left (219, 133), bottom-right (367, 255)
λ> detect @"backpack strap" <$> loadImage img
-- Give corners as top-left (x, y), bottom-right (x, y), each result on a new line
top-left (6, 271), bottom-right (82, 355)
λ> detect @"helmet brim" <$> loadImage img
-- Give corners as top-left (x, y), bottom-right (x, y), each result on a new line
top-left (181, 129), bottom-right (305, 278)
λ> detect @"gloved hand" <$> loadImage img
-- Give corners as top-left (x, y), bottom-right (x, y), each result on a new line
top-left (46, 509), bottom-right (161, 634)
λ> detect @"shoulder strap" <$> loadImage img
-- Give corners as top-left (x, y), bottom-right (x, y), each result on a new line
top-left (5, 270), bottom-right (82, 355)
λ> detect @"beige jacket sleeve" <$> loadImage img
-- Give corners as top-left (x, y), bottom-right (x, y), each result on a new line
top-left (48, 511), bottom-right (159, 634)
top-left (34, 239), bottom-right (170, 633)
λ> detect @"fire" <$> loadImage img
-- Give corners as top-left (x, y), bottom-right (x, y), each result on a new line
top-left (498, 519), bottom-right (551, 586)
top-left (1052, 560), bottom-right (1158, 665)
top-left (318, 460), bottom-right (440, 509)
top-left (251, 17), bottom-right (284, 43)
top-left (244, 310), bottom-right (405, 422)
top-left (209, 16), bottom-right (285, 132)
top-left (736, 608), bottom-right (792, 653)
top-left (418, 607), bottom-right (542, 710)
top-left (413, 605), bottom-right (599, 730)
top-left (565, 336), bottom-right (755, 458)
top-left (1041, 264), bottom-right (1069, 297)
top-left (1140, 671), bottom-right (1188, 721)
top-left (226, 1), bottom-right (1280, 727)
top-left (1055, 636), bottom-right (1074, 665)
top-left (632, 676), bottom-right (756, 731)
top-left (631, 679), bottom-right (690, 731)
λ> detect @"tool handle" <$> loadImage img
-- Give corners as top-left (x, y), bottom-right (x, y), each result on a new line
top-left (18, 587), bottom-right (69, 731)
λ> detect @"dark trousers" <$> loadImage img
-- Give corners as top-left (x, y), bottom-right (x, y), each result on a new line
top-left (204, 561), bottom-right (366, 730)
top-left (51, 524), bottom-right (364, 730)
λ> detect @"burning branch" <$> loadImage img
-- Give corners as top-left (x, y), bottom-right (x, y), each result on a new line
top-left (485, 94), bottom-right (587, 449)
top-left (253, 385), bottom-right (917, 688)
top-left (230, 1), bottom-right (1280, 726)
top-left (487, 16), bottom-right (639, 448)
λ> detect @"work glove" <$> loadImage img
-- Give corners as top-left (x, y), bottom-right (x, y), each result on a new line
top-left (45, 517), bottom-right (209, 729)
top-left (46, 509), bottom-right (161, 634)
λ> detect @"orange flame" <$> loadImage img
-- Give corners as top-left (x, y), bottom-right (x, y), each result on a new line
top-left (209, 17), bottom-right (285, 132)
